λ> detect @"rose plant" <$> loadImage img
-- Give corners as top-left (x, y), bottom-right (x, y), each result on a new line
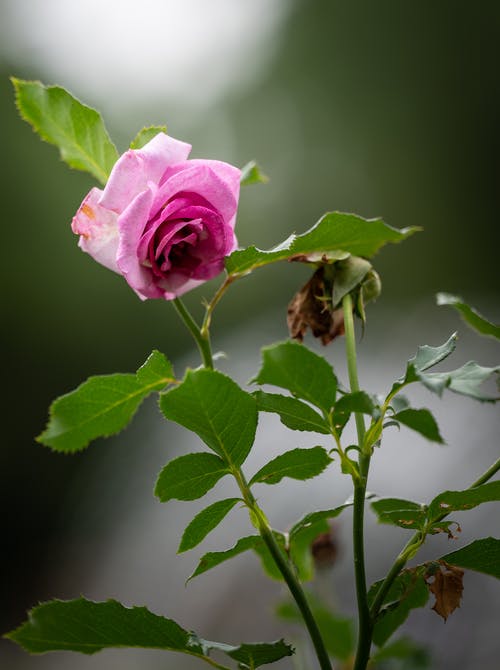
top-left (6, 78), bottom-right (500, 670)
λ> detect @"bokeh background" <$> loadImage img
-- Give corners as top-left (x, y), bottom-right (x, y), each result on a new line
top-left (1, 1), bottom-right (499, 668)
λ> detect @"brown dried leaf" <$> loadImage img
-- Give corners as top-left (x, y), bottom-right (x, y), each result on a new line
top-left (426, 562), bottom-right (464, 621)
top-left (287, 267), bottom-right (345, 345)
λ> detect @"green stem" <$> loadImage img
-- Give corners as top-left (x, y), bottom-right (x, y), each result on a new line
top-left (370, 455), bottom-right (500, 622)
top-left (172, 297), bottom-right (213, 369)
top-left (342, 294), bottom-right (372, 670)
top-left (233, 470), bottom-right (332, 670)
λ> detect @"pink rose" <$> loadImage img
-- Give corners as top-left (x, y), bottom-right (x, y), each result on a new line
top-left (72, 133), bottom-right (240, 299)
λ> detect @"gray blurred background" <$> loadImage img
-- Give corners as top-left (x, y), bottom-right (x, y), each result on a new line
top-left (1, 1), bottom-right (499, 668)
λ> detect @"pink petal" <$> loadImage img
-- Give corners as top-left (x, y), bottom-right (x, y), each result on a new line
top-left (100, 133), bottom-right (192, 214)
top-left (71, 187), bottom-right (120, 272)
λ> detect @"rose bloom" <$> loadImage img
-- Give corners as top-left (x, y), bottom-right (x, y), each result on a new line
top-left (72, 133), bottom-right (240, 299)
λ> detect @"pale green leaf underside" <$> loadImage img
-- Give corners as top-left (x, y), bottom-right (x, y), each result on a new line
top-left (240, 160), bottom-right (269, 186)
top-left (225, 211), bottom-right (420, 276)
top-left (249, 447), bottom-right (332, 485)
top-left (437, 293), bottom-right (500, 340)
top-left (38, 351), bottom-right (175, 452)
top-left (155, 452), bottom-right (229, 502)
top-left (440, 537), bottom-right (500, 579)
top-left (130, 126), bottom-right (167, 150)
top-left (253, 340), bottom-right (337, 414)
top-left (12, 78), bottom-right (118, 184)
top-left (160, 369), bottom-right (257, 468)
top-left (254, 391), bottom-right (330, 434)
top-left (6, 598), bottom-right (293, 667)
top-left (178, 498), bottom-right (241, 553)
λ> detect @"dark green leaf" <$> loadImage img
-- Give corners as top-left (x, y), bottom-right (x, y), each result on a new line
top-left (38, 351), bottom-right (175, 452)
top-left (330, 256), bottom-right (373, 307)
top-left (289, 502), bottom-right (355, 540)
top-left (188, 536), bottom-right (261, 581)
top-left (254, 391), bottom-right (330, 434)
top-left (160, 369), bottom-right (257, 468)
top-left (437, 293), bottom-right (500, 340)
top-left (130, 126), bottom-right (167, 150)
top-left (440, 537), bottom-right (500, 579)
top-left (371, 498), bottom-right (426, 530)
top-left (253, 341), bottom-right (337, 413)
top-left (332, 391), bottom-right (376, 433)
top-left (225, 640), bottom-right (294, 668)
top-left (393, 408), bottom-right (444, 443)
top-left (12, 78), bottom-right (118, 184)
top-left (155, 452), bottom-right (229, 503)
top-left (6, 598), bottom-right (293, 667)
top-left (178, 498), bottom-right (241, 553)
top-left (371, 637), bottom-right (431, 668)
top-left (369, 569), bottom-right (429, 646)
top-left (225, 211), bottom-right (420, 276)
top-left (253, 532), bottom-right (288, 581)
top-left (428, 481), bottom-right (500, 522)
top-left (249, 447), bottom-right (332, 486)
top-left (240, 160), bottom-right (269, 186)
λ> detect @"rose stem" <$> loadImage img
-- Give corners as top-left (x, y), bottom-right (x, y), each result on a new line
top-left (172, 297), bottom-right (213, 369)
top-left (342, 293), bottom-right (373, 670)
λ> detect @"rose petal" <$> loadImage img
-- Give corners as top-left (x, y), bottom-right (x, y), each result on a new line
top-left (100, 133), bottom-right (192, 214)
top-left (71, 187), bottom-right (120, 272)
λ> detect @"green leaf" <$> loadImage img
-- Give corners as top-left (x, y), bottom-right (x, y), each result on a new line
top-left (178, 498), bottom-right (241, 553)
top-left (252, 532), bottom-right (288, 581)
top-left (418, 362), bottom-right (500, 402)
top-left (160, 369), bottom-right (257, 468)
top-left (253, 341), bottom-right (337, 413)
top-left (276, 597), bottom-right (355, 661)
top-left (12, 78), bottom-right (118, 184)
top-left (369, 569), bottom-right (429, 646)
top-left (254, 391), bottom-right (330, 434)
top-left (289, 501), bottom-right (355, 540)
top-left (371, 637), bottom-right (431, 668)
top-left (331, 391), bottom-right (376, 434)
top-left (5, 598), bottom-right (293, 667)
top-left (439, 537), bottom-right (500, 579)
top-left (188, 536), bottom-right (261, 581)
top-left (38, 351), bottom-right (175, 452)
top-left (155, 452), bottom-right (229, 502)
top-left (393, 408), bottom-right (444, 443)
top-left (330, 255), bottom-right (373, 308)
top-left (225, 211), bottom-right (419, 276)
top-left (240, 160), bottom-right (269, 186)
top-left (130, 125), bottom-right (167, 150)
top-left (371, 498), bottom-right (426, 530)
top-left (437, 293), bottom-right (500, 340)
top-left (249, 447), bottom-right (332, 486)
top-left (428, 481), bottom-right (500, 523)
top-left (407, 333), bottom-right (458, 373)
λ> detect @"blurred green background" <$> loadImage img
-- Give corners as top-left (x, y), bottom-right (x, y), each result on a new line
top-left (1, 0), bottom-right (499, 665)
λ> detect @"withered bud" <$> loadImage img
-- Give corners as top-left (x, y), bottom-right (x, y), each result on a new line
top-left (287, 266), bottom-right (345, 345)
top-left (311, 525), bottom-right (340, 569)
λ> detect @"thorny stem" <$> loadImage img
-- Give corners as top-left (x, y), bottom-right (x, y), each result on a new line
top-left (369, 455), bottom-right (500, 622)
top-left (173, 297), bottom-right (213, 369)
top-left (342, 294), bottom-right (372, 670)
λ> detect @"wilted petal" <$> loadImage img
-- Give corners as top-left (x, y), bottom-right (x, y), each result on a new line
top-left (71, 188), bottom-right (119, 272)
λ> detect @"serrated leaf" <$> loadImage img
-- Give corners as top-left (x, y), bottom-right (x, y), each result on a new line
top-left (253, 341), bottom-right (337, 414)
top-left (427, 481), bottom-right (500, 523)
top-left (289, 502), bottom-right (355, 540)
top-left (130, 125), bottom-right (167, 150)
top-left (418, 361), bottom-right (500, 402)
top-left (437, 293), bottom-right (500, 340)
top-left (249, 447), bottom-right (332, 486)
top-left (188, 536), bottom-right (261, 581)
top-left (12, 78), bottom-right (118, 184)
top-left (407, 333), bottom-right (458, 373)
top-left (331, 391), bottom-right (376, 433)
top-left (254, 391), bottom-right (330, 434)
top-left (439, 537), bottom-right (500, 579)
top-left (393, 408), bottom-right (444, 443)
top-left (178, 498), bottom-right (241, 553)
top-left (38, 351), bottom-right (175, 452)
top-left (5, 597), bottom-right (293, 667)
top-left (426, 563), bottom-right (464, 621)
top-left (371, 498), bottom-right (426, 530)
top-left (155, 452), bottom-right (229, 503)
top-left (369, 569), bottom-right (429, 647)
top-left (240, 160), bottom-right (269, 186)
top-left (160, 369), bottom-right (257, 468)
top-left (225, 211), bottom-right (420, 276)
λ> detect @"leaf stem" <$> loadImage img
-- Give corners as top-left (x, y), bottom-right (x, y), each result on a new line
top-left (369, 455), bottom-right (500, 622)
top-left (172, 298), bottom-right (213, 369)
top-left (233, 469), bottom-right (332, 670)
top-left (342, 293), bottom-right (372, 670)
top-left (201, 274), bottom-right (236, 338)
